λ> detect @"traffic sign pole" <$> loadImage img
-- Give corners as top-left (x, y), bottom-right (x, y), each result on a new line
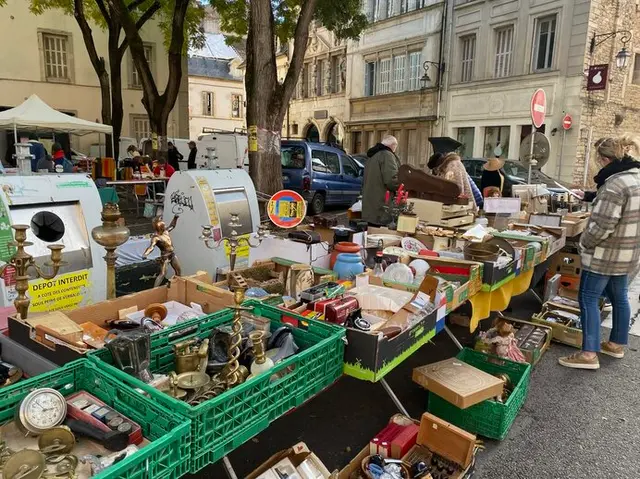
top-left (528, 123), bottom-right (535, 184)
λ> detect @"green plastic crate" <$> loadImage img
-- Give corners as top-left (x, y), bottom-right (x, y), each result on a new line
top-left (89, 301), bottom-right (345, 473)
top-left (427, 348), bottom-right (531, 440)
top-left (0, 359), bottom-right (190, 479)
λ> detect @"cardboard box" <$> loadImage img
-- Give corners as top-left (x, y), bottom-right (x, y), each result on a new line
top-left (338, 415), bottom-right (418, 479)
top-left (343, 277), bottom-right (441, 382)
top-left (561, 212), bottom-right (590, 238)
top-left (8, 273), bottom-right (233, 365)
top-left (412, 357), bottom-right (504, 409)
top-left (505, 223), bottom-right (567, 257)
top-left (247, 442), bottom-right (333, 479)
top-left (531, 302), bottom-right (583, 348)
top-left (401, 413), bottom-right (476, 479)
top-left (549, 252), bottom-right (582, 277)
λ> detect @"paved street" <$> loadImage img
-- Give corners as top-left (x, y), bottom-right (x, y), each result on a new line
top-left (194, 290), bottom-right (640, 478)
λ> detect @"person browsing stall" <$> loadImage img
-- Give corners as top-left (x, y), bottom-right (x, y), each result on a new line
top-left (187, 141), bottom-right (197, 169)
top-left (153, 157), bottom-right (176, 178)
top-left (362, 135), bottom-right (400, 226)
top-left (559, 135), bottom-right (640, 370)
top-left (431, 152), bottom-right (477, 207)
top-left (168, 142), bottom-right (183, 171)
top-left (481, 158), bottom-right (512, 197)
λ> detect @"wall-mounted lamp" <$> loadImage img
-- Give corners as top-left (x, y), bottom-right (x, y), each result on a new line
top-left (589, 30), bottom-right (633, 69)
top-left (420, 61), bottom-right (444, 89)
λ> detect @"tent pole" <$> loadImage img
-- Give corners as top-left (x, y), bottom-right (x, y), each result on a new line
top-left (13, 123), bottom-right (17, 144)
top-left (110, 133), bottom-right (115, 160)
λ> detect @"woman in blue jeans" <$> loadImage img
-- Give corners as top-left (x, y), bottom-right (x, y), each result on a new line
top-left (560, 136), bottom-right (640, 369)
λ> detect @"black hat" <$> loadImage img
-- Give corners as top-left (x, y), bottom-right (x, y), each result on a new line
top-left (429, 137), bottom-right (463, 155)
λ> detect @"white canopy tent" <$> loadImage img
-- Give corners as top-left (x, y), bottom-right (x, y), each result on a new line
top-left (0, 94), bottom-right (113, 153)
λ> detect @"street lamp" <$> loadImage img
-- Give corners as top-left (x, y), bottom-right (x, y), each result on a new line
top-left (589, 30), bottom-right (633, 69)
top-left (420, 61), bottom-right (442, 89)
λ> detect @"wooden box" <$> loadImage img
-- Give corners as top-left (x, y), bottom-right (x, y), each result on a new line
top-left (531, 302), bottom-right (583, 348)
top-left (401, 413), bottom-right (476, 479)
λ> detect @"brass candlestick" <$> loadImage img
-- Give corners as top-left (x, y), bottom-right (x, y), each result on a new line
top-left (222, 287), bottom-right (249, 387)
top-left (199, 214), bottom-right (269, 389)
top-left (91, 203), bottom-right (130, 299)
top-left (0, 225), bottom-right (64, 319)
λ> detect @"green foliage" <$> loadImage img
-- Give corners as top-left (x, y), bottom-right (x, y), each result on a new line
top-left (211, 0), bottom-right (367, 44)
top-left (26, 0), bottom-right (205, 51)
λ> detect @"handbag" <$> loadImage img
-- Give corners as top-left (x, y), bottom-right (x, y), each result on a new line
top-left (287, 230), bottom-right (321, 244)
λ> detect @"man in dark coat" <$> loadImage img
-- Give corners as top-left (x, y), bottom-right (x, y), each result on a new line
top-left (167, 142), bottom-right (183, 171)
top-left (361, 135), bottom-right (400, 225)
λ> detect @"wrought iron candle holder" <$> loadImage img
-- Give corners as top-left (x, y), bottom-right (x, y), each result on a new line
top-left (0, 225), bottom-right (65, 319)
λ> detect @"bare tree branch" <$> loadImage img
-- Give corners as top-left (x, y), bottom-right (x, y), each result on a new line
top-left (279, 0), bottom-right (317, 119)
top-left (95, 0), bottom-right (111, 24)
top-left (135, 2), bottom-right (161, 31)
top-left (127, 0), bottom-right (147, 11)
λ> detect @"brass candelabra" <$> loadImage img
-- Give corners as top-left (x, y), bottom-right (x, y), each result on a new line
top-left (91, 203), bottom-right (130, 299)
top-left (199, 214), bottom-right (269, 273)
top-left (0, 225), bottom-right (64, 319)
top-left (199, 214), bottom-right (269, 388)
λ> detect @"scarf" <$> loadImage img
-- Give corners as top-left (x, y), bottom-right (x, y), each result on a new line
top-left (594, 155), bottom-right (640, 189)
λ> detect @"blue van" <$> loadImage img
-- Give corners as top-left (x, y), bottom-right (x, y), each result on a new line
top-left (281, 140), bottom-right (363, 214)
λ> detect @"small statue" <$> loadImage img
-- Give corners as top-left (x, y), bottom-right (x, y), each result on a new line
top-left (143, 215), bottom-right (181, 287)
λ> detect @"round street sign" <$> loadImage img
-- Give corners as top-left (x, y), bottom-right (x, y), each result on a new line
top-left (530, 89), bottom-right (547, 128)
top-left (267, 190), bottom-right (307, 228)
top-left (562, 113), bottom-right (573, 130)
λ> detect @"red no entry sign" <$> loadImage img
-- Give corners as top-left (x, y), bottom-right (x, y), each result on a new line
top-left (267, 190), bottom-right (307, 228)
top-left (530, 89), bottom-right (547, 128)
top-left (562, 113), bottom-right (573, 130)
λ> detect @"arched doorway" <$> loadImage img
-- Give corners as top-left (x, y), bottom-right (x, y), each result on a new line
top-left (305, 124), bottom-right (320, 143)
top-left (325, 121), bottom-right (343, 148)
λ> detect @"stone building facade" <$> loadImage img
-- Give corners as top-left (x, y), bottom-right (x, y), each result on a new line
top-left (286, 25), bottom-right (348, 147)
top-left (441, 0), bottom-right (639, 185)
top-left (346, 0), bottom-right (444, 168)
top-left (574, 0), bottom-right (640, 185)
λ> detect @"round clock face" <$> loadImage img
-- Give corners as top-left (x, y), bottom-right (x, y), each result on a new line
top-left (20, 389), bottom-right (67, 433)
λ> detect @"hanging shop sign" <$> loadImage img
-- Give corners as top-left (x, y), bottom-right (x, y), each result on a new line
top-left (587, 64), bottom-right (608, 91)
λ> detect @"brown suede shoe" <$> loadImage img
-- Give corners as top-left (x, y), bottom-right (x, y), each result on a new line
top-left (558, 352), bottom-right (600, 370)
top-left (600, 342), bottom-right (624, 359)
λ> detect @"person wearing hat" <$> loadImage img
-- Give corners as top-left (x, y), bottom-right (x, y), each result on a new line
top-left (431, 153), bottom-right (477, 208)
top-left (481, 158), bottom-right (511, 197)
top-left (428, 147), bottom-right (483, 208)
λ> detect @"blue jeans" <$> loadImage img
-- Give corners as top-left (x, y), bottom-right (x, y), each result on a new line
top-left (578, 270), bottom-right (631, 352)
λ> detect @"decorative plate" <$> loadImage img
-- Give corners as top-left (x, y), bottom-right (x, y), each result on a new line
top-left (401, 237), bottom-right (428, 253)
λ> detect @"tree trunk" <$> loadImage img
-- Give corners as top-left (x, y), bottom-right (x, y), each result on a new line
top-left (150, 113), bottom-right (169, 164)
top-left (108, 27), bottom-right (124, 161)
top-left (98, 71), bottom-right (113, 158)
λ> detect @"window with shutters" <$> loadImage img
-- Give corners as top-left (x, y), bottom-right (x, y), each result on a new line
top-left (365, 61), bottom-right (376, 96)
top-left (131, 44), bottom-right (154, 88)
top-left (533, 15), bottom-right (557, 71)
top-left (393, 55), bottom-right (406, 92)
top-left (40, 31), bottom-right (72, 82)
top-left (633, 54), bottom-right (640, 85)
top-left (494, 26), bottom-right (514, 78)
top-left (308, 63), bottom-right (315, 97)
top-left (201, 91), bottom-right (214, 116)
top-left (368, 0), bottom-right (427, 21)
top-left (231, 94), bottom-right (243, 118)
top-left (317, 59), bottom-right (326, 96)
top-left (408, 52), bottom-right (421, 91)
top-left (378, 58), bottom-right (392, 94)
top-left (460, 35), bottom-right (475, 82)
top-left (131, 115), bottom-right (150, 142)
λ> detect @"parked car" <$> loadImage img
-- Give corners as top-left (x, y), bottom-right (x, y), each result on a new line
top-left (462, 158), bottom-right (570, 190)
top-left (281, 140), bottom-right (363, 214)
